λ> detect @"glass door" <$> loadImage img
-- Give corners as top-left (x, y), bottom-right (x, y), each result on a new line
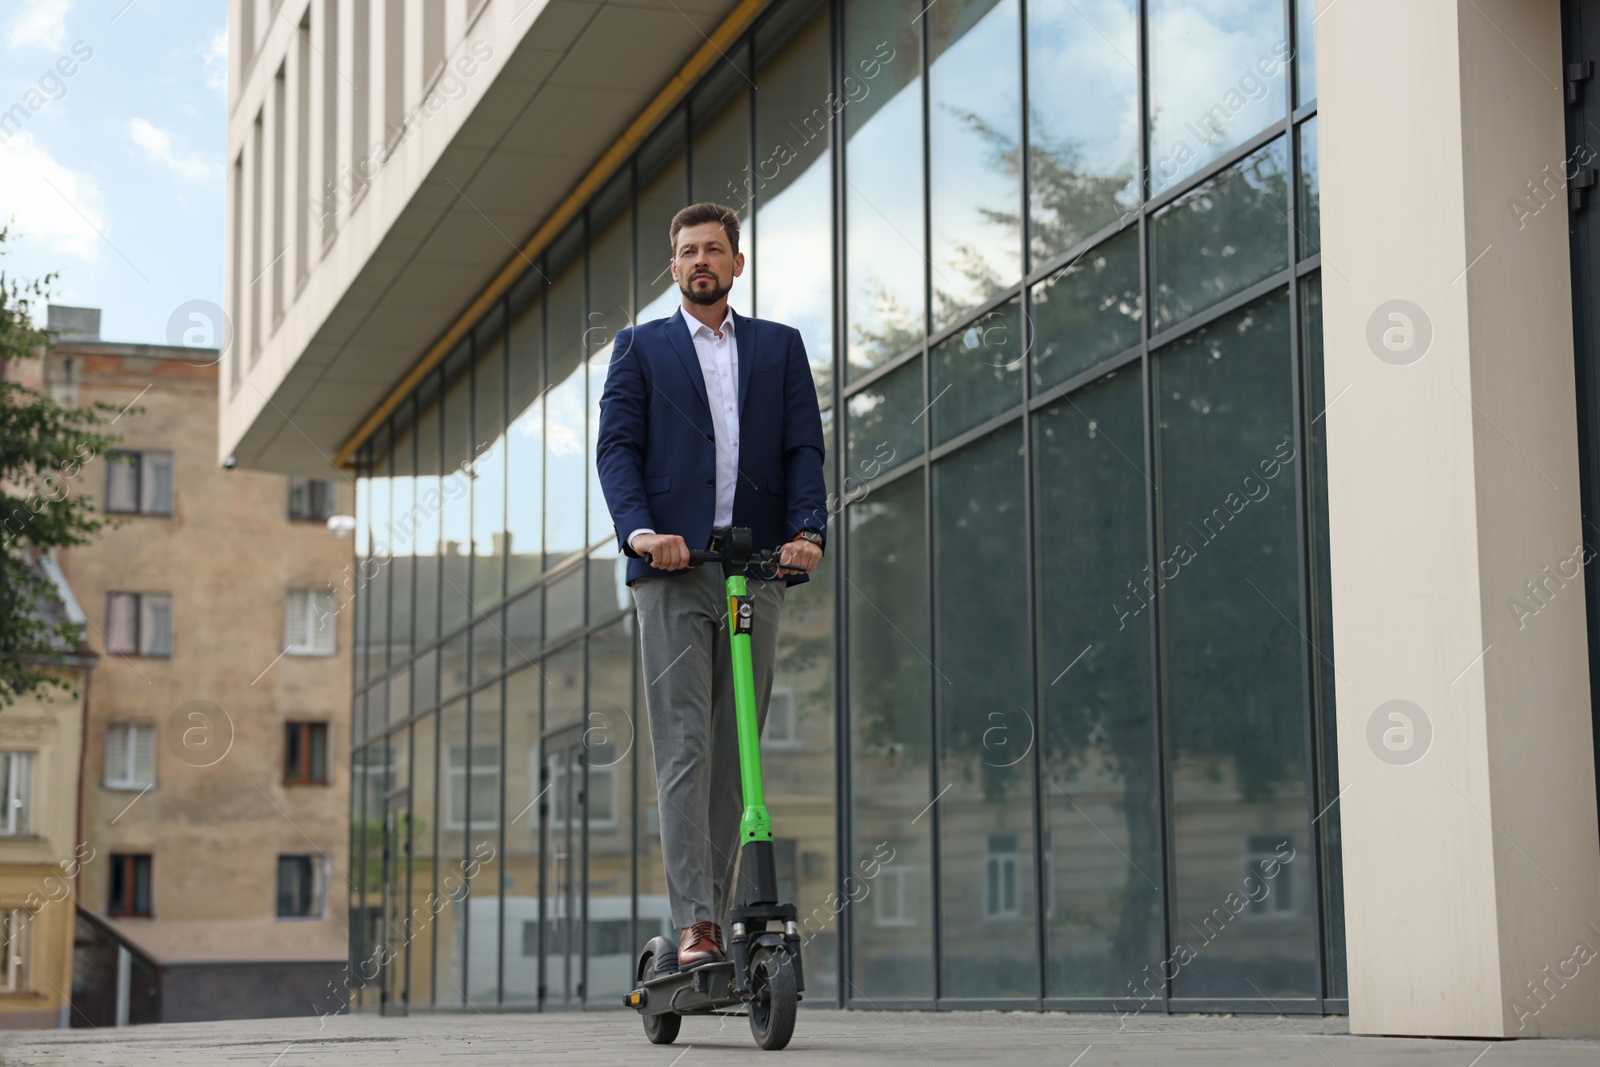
top-left (380, 789), bottom-right (411, 1016)
top-left (541, 724), bottom-right (585, 1007)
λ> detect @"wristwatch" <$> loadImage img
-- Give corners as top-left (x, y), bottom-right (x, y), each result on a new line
top-left (792, 529), bottom-right (825, 551)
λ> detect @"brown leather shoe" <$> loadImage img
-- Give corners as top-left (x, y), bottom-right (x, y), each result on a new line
top-left (678, 920), bottom-right (725, 968)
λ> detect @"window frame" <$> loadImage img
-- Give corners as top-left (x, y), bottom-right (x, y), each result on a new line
top-left (283, 721), bottom-right (330, 785)
top-left (105, 450), bottom-right (174, 517)
top-left (105, 592), bottom-right (173, 658)
top-left (103, 724), bottom-right (156, 791)
top-left (107, 853), bottom-right (153, 918)
top-left (0, 753), bottom-right (32, 836)
top-left (284, 588), bottom-right (337, 656)
top-left (287, 477), bottom-right (339, 522)
top-left (0, 908), bottom-right (32, 993)
top-left (276, 853), bottom-right (325, 919)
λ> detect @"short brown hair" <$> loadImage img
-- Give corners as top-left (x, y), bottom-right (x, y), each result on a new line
top-left (669, 202), bottom-right (741, 257)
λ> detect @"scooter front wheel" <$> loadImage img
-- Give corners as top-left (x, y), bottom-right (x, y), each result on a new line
top-left (747, 946), bottom-right (796, 1051)
top-left (638, 949), bottom-right (682, 1045)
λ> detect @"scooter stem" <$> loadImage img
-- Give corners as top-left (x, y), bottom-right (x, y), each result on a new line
top-left (725, 572), bottom-right (773, 846)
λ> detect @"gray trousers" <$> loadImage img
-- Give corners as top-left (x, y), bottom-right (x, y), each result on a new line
top-left (633, 566), bottom-right (786, 929)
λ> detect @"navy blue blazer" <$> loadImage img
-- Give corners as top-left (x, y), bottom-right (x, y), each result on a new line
top-left (595, 309), bottom-right (828, 585)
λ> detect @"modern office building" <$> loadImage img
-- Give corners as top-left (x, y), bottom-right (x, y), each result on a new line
top-left (43, 307), bottom-right (355, 1023)
top-left (222, 0), bottom-right (1600, 1038)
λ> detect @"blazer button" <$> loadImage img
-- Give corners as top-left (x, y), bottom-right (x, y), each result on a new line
top-left (705, 433), bottom-right (714, 442)
top-left (705, 478), bottom-right (715, 488)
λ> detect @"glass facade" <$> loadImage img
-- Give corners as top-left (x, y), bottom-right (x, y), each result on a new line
top-left (347, 0), bottom-right (1339, 1013)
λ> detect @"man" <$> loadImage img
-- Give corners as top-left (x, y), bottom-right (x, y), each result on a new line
top-left (596, 202), bottom-right (827, 969)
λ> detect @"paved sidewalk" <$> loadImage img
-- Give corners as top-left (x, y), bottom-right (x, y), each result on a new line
top-left (3, 1009), bottom-right (1598, 1065)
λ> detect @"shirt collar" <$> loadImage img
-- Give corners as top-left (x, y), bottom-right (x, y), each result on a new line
top-left (679, 304), bottom-right (736, 340)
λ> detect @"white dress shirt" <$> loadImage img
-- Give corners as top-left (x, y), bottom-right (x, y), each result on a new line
top-left (627, 305), bottom-right (740, 554)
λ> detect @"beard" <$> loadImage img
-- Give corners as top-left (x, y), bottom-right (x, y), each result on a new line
top-left (680, 271), bottom-right (731, 306)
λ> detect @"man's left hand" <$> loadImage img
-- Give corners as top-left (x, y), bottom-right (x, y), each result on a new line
top-left (778, 538), bottom-right (822, 574)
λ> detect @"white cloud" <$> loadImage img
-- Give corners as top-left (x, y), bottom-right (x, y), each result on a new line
top-left (0, 129), bottom-right (107, 261)
top-left (203, 27), bottom-right (228, 95)
top-left (128, 117), bottom-right (213, 181)
top-left (7, 0), bottom-right (73, 52)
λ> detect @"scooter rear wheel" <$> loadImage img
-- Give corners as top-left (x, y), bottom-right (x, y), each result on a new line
top-left (639, 951), bottom-right (681, 1045)
top-left (747, 946), bottom-right (796, 1051)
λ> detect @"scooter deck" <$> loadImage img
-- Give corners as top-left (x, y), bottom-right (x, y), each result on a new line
top-left (632, 960), bottom-right (741, 1017)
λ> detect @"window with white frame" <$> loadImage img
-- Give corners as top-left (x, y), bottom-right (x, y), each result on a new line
top-left (284, 589), bottom-right (336, 655)
top-left (0, 753), bottom-right (32, 836)
top-left (105, 450), bottom-right (174, 516)
top-left (106, 592), bottom-right (172, 657)
top-left (445, 742), bottom-right (500, 830)
top-left (873, 865), bottom-right (913, 927)
top-left (0, 909), bottom-right (32, 992)
top-left (762, 686), bottom-right (798, 749)
top-left (276, 854), bottom-right (324, 918)
top-left (104, 725), bottom-right (156, 790)
top-left (984, 834), bottom-right (1021, 920)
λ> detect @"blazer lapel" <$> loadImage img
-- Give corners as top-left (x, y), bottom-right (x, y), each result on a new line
top-left (735, 310), bottom-right (756, 417)
top-left (662, 311), bottom-right (710, 414)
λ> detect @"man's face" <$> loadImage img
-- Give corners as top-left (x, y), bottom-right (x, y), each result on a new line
top-left (671, 221), bottom-right (744, 306)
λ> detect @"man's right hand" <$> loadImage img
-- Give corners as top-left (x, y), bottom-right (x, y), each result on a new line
top-left (632, 532), bottom-right (691, 570)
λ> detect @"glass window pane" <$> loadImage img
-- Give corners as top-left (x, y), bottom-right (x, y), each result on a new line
top-left (1151, 137), bottom-right (1289, 331)
top-left (442, 344), bottom-right (474, 633)
top-left (505, 588), bottom-right (542, 672)
top-left (636, 114), bottom-right (688, 324)
top-left (847, 472), bottom-right (932, 997)
top-left (437, 700), bottom-right (467, 1002)
top-left (846, 357), bottom-right (922, 483)
top-left (589, 177), bottom-right (632, 549)
top-left (502, 662), bottom-right (542, 1003)
top-left (1300, 273), bottom-right (1344, 998)
top-left (1152, 290), bottom-right (1318, 998)
top-left (1295, 0), bottom-right (1317, 107)
top-left (1297, 117), bottom-right (1319, 260)
top-left (386, 415), bottom-right (413, 670)
top-left (546, 566), bottom-right (585, 646)
top-left (545, 229), bottom-right (587, 565)
top-left (933, 424), bottom-right (1034, 996)
top-left (930, 298), bottom-right (1023, 446)
top-left (587, 544), bottom-right (629, 625)
top-left (464, 684), bottom-right (503, 1004)
top-left (507, 281), bottom-right (544, 593)
top-left (414, 377), bottom-right (443, 649)
top-left (409, 713), bottom-right (439, 1004)
top-left (1147, 0), bottom-right (1290, 196)
top-left (473, 306), bottom-right (507, 611)
top-left (544, 643), bottom-right (584, 736)
top-left (441, 631), bottom-right (469, 703)
top-left (929, 0), bottom-right (1022, 328)
top-left (471, 614), bottom-right (502, 688)
top-left (1030, 227), bottom-right (1142, 394)
top-left (1034, 367), bottom-right (1163, 996)
top-left (845, 0), bottom-right (922, 379)
top-left (754, 0), bottom-right (833, 397)
top-left (1026, 0), bottom-right (1139, 264)
top-left (691, 57), bottom-right (753, 308)
top-left (585, 620), bottom-right (634, 1003)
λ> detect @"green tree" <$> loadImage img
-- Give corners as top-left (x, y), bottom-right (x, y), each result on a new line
top-left (0, 227), bottom-right (119, 703)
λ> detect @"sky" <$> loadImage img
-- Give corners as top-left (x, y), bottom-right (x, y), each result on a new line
top-left (0, 0), bottom-right (226, 347)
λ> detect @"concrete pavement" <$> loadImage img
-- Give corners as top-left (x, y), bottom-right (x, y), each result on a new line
top-left (3, 1008), bottom-right (1599, 1065)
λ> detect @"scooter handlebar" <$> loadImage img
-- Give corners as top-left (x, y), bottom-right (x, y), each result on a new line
top-left (644, 545), bottom-right (807, 574)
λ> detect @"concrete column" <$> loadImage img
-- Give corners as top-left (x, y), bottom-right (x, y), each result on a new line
top-left (1318, 0), bottom-right (1600, 1038)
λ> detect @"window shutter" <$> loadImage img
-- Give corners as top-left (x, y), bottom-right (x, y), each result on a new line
top-left (141, 452), bottom-right (174, 515)
top-left (285, 591), bottom-right (310, 651)
top-left (131, 725), bottom-right (155, 787)
top-left (140, 595), bottom-right (172, 657)
top-left (106, 594), bottom-right (138, 655)
top-left (311, 590), bottom-right (335, 652)
top-left (105, 453), bottom-right (138, 512)
top-left (105, 726), bottom-right (129, 786)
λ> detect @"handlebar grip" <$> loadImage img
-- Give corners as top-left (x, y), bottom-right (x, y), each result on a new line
top-left (687, 549), bottom-right (711, 566)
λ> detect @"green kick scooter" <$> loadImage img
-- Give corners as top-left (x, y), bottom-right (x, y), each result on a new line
top-left (626, 526), bottom-right (804, 1051)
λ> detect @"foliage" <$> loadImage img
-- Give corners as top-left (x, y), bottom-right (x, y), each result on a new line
top-left (0, 227), bottom-right (120, 703)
